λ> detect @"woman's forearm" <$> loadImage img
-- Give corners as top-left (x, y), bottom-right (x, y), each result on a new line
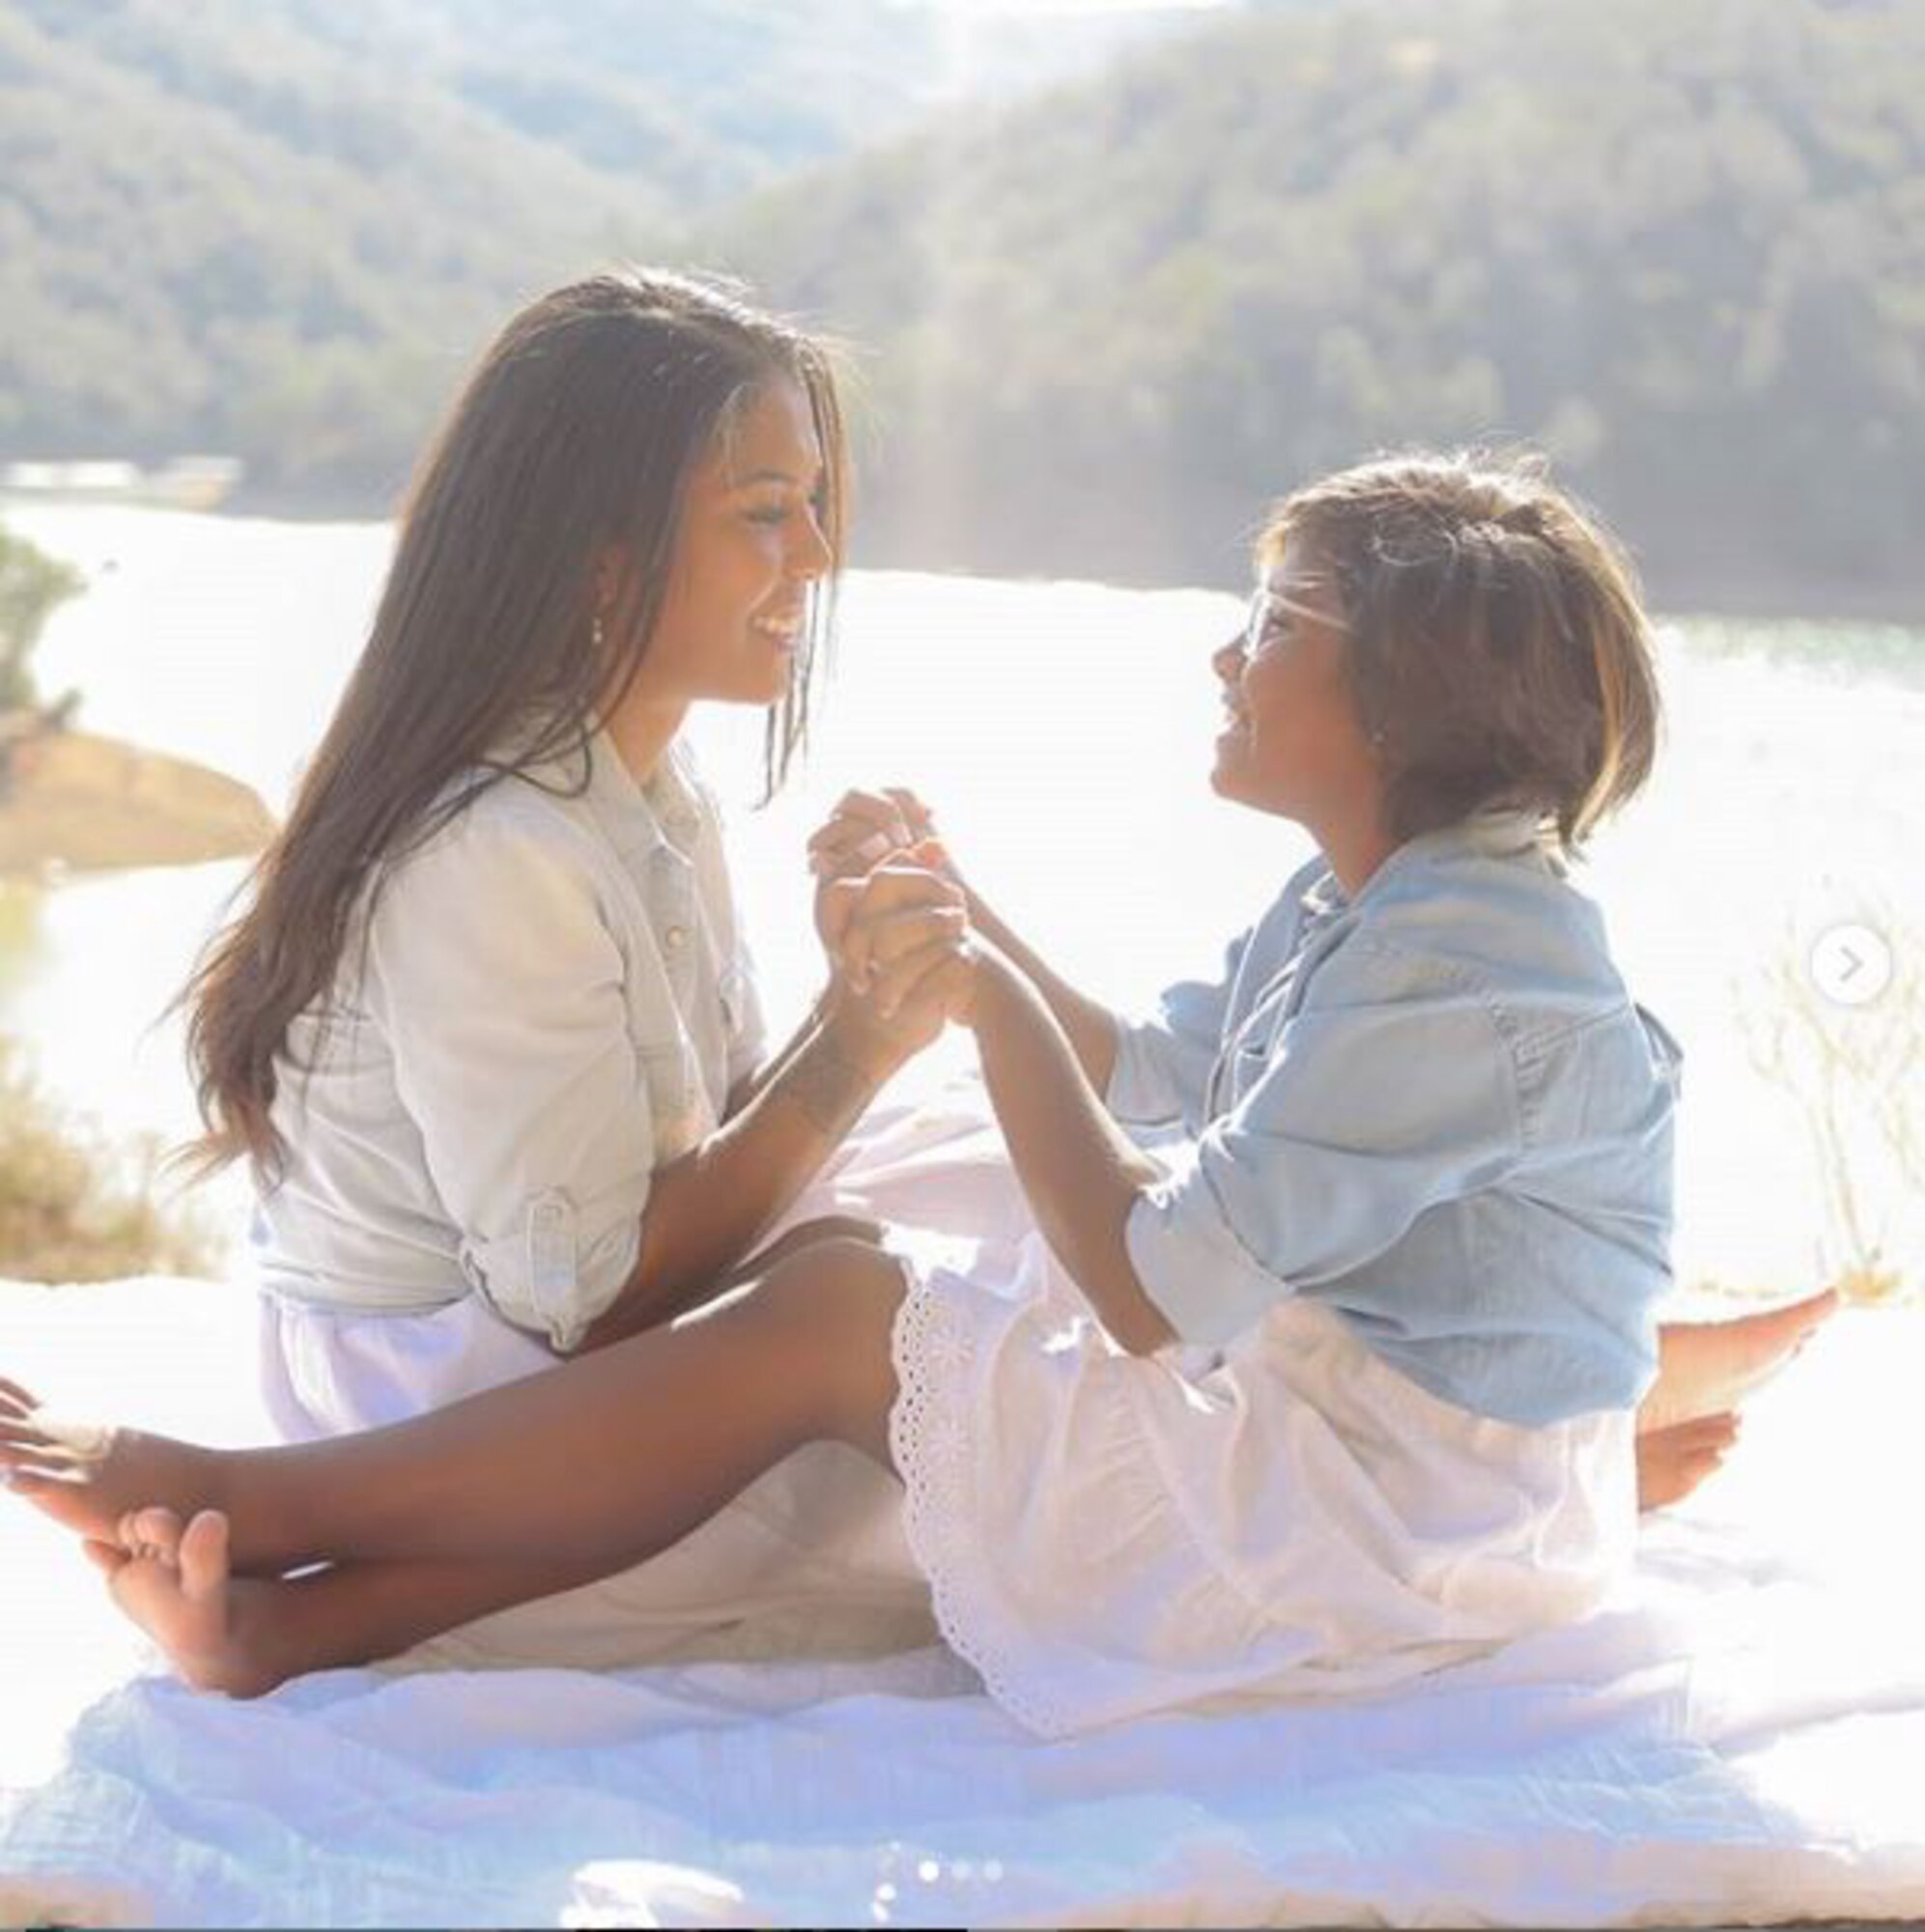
top-left (579, 1009), bottom-right (897, 1350)
top-left (963, 891), bottom-right (1121, 1094)
top-left (723, 983), bottom-right (835, 1119)
top-left (969, 949), bottom-right (1175, 1356)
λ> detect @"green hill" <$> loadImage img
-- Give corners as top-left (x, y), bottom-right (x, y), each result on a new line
top-left (0, 0), bottom-right (1193, 504)
top-left (0, 0), bottom-right (659, 501)
top-left (707, 0), bottom-right (1925, 616)
top-left (4, 0), bottom-right (1920, 616)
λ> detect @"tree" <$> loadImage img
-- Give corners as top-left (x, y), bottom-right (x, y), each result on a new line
top-left (0, 520), bottom-right (83, 714)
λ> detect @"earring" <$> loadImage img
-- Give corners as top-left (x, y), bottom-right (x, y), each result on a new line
top-left (592, 611), bottom-right (606, 653)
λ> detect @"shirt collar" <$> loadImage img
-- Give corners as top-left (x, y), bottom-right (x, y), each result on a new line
top-left (1304, 808), bottom-right (1555, 916)
top-left (506, 724), bottom-right (694, 865)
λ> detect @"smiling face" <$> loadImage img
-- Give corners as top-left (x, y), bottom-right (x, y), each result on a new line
top-left (615, 373), bottom-right (833, 719)
top-left (1210, 531), bottom-right (1387, 863)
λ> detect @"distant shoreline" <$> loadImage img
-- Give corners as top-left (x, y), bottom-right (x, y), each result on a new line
top-left (113, 500), bottom-right (1925, 634)
top-left (9, 492), bottom-right (1925, 635)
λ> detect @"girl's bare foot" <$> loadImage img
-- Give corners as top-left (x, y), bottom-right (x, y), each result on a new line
top-left (93, 1505), bottom-right (285, 1698)
top-left (1636, 1411), bottom-right (1740, 1512)
top-left (1641, 1289), bottom-right (1839, 1437)
top-left (0, 1378), bottom-right (232, 1552)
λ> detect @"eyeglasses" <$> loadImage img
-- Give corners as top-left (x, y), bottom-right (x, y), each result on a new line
top-left (1243, 588), bottom-right (1288, 655)
top-left (1240, 583), bottom-right (1348, 654)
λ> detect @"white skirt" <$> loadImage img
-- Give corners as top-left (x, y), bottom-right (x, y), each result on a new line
top-left (888, 1216), bottom-right (1637, 1737)
top-left (256, 1094), bottom-right (1004, 1672)
top-left (263, 1078), bottom-right (1636, 1731)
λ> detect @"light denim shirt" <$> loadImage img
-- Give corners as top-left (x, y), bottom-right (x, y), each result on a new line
top-left (252, 731), bottom-right (765, 1352)
top-left (1109, 811), bottom-right (1680, 1428)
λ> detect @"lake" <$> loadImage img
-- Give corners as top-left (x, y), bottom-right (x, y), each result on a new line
top-left (3, 502), bottom-right (1922, 1294)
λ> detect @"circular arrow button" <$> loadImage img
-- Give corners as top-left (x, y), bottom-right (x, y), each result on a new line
top-left (1808, 922), bottom-right (1894, 1009)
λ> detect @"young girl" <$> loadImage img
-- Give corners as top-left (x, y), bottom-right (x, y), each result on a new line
top-left (1, 444), bottom-right (1831, 1729)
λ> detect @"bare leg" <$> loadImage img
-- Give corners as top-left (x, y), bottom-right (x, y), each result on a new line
top-left (2, 1238), bottom-right (904, 1651)
top-left (1640, 1288), bottom-right (1838, 1437)
top-left (91, 1505), bottom-right (644, 1695)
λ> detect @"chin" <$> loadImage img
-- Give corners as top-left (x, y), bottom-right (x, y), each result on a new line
top-left (1211, 752), bottom-right (1297, 821)
top-left (741, 663), bottom-right (793, 707)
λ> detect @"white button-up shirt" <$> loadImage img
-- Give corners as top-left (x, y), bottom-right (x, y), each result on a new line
top-left (251, 730), bottom-right (765, 1352)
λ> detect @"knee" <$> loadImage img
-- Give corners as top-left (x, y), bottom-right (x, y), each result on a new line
top-left (757, 1236), bottom-right (905, 1331)
top-left (750, 1236), bottom-right (905, 1439)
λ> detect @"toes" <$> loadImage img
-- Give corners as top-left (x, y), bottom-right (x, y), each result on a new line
top-left (0, 1378), bottom-right (42, 1416)
top-left (0, 1418), bottom-right (62, 1454)
top-left (1761, 1288), bottom-right (1839, 1344)
top-left (3, 1445), bottom-right (92, 1480)
top-left (1795, 1287), bottom-right (1842, 1333)
top-left (179, 1511), bottom-right (231, 1602)
top-left (2, 1461), bottom-right (72, 1493)
top-left (25, 1413), bottom-right (111, 1462)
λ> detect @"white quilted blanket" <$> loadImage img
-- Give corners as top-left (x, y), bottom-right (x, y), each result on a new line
top-left (3, 1275), bottom-right (1922, 1929)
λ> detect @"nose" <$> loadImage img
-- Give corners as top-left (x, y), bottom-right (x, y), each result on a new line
top-left (1212, 637), bottom-right (1245, 684)
top-left (790, 501), bottom-right (835, 581)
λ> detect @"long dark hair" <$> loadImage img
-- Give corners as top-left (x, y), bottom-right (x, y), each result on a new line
top-left (181, 268), bottom-right (847, 1179)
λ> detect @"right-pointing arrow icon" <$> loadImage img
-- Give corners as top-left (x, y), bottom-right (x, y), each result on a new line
top-left (1810, 923), bottom-right (1893, 1008)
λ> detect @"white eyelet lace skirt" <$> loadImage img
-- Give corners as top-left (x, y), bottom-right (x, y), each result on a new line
top-left (878, 1141), bottom-right (1636, 1739)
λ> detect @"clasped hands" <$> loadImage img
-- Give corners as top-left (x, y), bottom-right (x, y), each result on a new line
top-left (808, 786), bottom-right (984, 1057)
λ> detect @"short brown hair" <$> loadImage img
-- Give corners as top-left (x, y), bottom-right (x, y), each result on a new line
top-left (1262, 450), bottom-right (1660, 854)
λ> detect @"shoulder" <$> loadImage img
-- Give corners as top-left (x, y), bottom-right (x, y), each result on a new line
top-left (1341, 836), bottom-right (1626, 1022)
top-left (1319, 839), bottom-right (1671, 1146)
top-left (369, 769), bottom-right (619, 957)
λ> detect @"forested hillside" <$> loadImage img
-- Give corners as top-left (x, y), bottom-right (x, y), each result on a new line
top-left (0, 0), bottom-right (1190, 504)
top-left (0, 0), bottom-right (655, 500)
top-left (711, 0), bottom-right (1925, 613)
top-left (4, 0), bottom-right (1921, 614)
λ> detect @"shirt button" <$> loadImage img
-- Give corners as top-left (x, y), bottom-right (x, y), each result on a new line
top-left (665, 924), bottom-right (688, 950)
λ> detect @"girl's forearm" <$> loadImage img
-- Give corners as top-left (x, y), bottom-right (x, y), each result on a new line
top-left (970, 950), bottom-right (1175, 1356)
top-left (963, 891), bottom-right (1121, 1094)
top-left (580, 1008), bottom-right (898, 1350)
top-left (723, 983), bottom-right (835, 1118)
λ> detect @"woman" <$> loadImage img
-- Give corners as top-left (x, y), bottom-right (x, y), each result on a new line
top-left (2, 438), bottom-right (1833, 1726)
top-left (184, 265), bottom-right (950, 1662)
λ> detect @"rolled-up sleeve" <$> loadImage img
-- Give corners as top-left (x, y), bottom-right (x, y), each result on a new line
top-left (1127, 942), bottom-right (1525, 1349)
top-left (364, 809), bottom-right (656, 1352)
top-left (1106, 928), bottom-right (1252, 1131)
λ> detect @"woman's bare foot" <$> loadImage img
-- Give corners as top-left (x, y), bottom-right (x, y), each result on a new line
top-left (1635, 1411), bottom-right (1740, 1512)
top-left (91, 1505), bottom-right (285, 1698)
top-left (1641, 1289), bottom-right (1839, 1438)
top-left (0, 1378), bottom-right (234, 1553)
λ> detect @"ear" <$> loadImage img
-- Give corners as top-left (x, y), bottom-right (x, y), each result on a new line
top-left (592, 545), bottom-right (625, 614)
